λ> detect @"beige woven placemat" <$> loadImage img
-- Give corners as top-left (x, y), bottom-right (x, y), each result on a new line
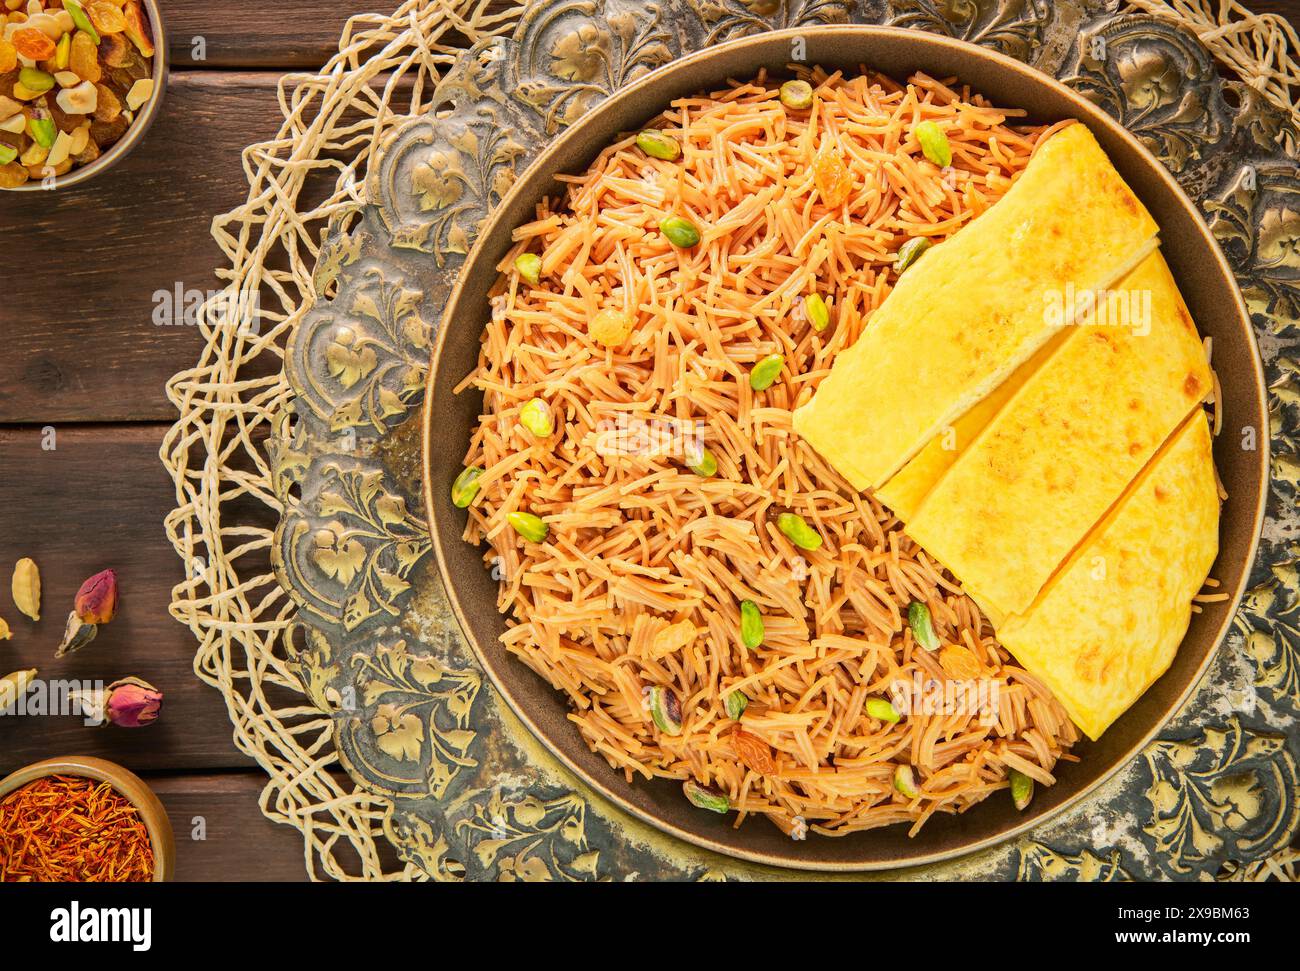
top-left (160, 0), bottom-right (1300, 880)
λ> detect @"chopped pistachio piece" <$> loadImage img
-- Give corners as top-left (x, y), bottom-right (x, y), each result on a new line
top-left (514, 252), bottom-right (542, 285)
top-left (805, 292), bottom-right (830, 332)
top-left (748, 353), bottom-right (784, 391)
top-left (866, 697), bottom-right (900, 724)
top-left (1009, 769), bottom-right (1034, 811)
top-left (915, 120), bottom-right (952, 167)
top-left (507, 511), bottom-right (548, 543)
top-left (660, 215), bottom-right (700, 248)
top-left (725, 690), bottom-right (748, 721)
top-left (895, 237), bottom-right (932, 274)
top-left (635, 129), bottom-right (681, 161)
top-left (776, 512), bottom-right (822, 551)
top-left (450, 466), bottom-right (483, 508)
top-left (518, 397), bottom-right (554, 438)
top-left (683, 779), bottom-right (729, 813)
top-left (908, 601), bottom-right (939, 652)
top-left (893, 764), bottom-right (919, 799)
top-left (779, 79), bottom-right (814, 110)
top-left (739, 599), bottom-right (764, 650)
top-left (649, 685), bottom-right (682, 735)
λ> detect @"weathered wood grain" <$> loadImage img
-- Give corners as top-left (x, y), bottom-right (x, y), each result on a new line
top-left (0, 73), bottom-right (287, 425)
top-left (149, 771), bottom-right (314, 880)
top-left (0, 424), bottom-right (279, 772)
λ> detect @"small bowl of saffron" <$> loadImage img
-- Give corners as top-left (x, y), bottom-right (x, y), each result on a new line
top-left (0, 756), bottom-right (174, 882)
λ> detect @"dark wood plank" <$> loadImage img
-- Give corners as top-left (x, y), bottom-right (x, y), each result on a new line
top-left (148, 771), bottom-right (311, 880)
top-left (0, 424), bottom-right (279, 772)
top-left (158, 0), bottom-right (522, 70)
top-left (162, 0), bottom-right (387, 69)
top-left (1249, 0), bottom-right (1299, 23)
top-left (0, 73), bottom-right (286, 425)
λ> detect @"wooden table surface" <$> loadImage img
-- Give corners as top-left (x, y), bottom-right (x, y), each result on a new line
top-left (0, 0), bottom-right (1296, 882)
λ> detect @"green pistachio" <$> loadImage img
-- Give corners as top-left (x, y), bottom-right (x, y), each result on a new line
top-left (18, 69), bottom-right (55, 95)
top-left (514, 252), bottom-right (542, 285)
top-left (660, 215), bottom-right (701, 248)
top-left (893, 764), bottom-right (919, 799)
top-left (725, 690), bottom-right (748, 721)
top-left (27, 116), bottom-right (55, 150)
top-left (1009, 769), bottom-right (1034, 811)
top-left (777, 512), bottom-right (822, 551)
top-left (779, 79), bottom-right (814, 110)
top-left (635, 129), bottom-right (681, 161)
top-left (450, 466), bottom-right (484, 508)
top-left (805, 292), bottom-right (830, 332)
top-left (649, 685), bottom-right (682, 735)
top-left (895, 237), bottom-right (932, 274)
top-left (915, 120), bottom-right (952, 167)
top-left (683, 779), bottom-right (730, 813)
top-left (518, 397), bottom-right (554, 438)
top-left (686, 444), bottom-right (717, 477)
top-left (748, 353), bottom-right (784, 391)
top-left (507, 511), bottom-right (549, 543)
top-left (739, 599), bottom-right (764, 650)
top-left (63, 0), bottom-right (100, 44)
top-left (0, 145), bottom-right (16, 166)
top-left (908, 601), bottom-right (939, 652)
top-left (866, 698), bottom-right (901, 724)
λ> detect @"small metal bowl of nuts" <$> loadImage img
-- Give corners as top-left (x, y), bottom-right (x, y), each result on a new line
top-left (0, 0), bottom-right (166, 191)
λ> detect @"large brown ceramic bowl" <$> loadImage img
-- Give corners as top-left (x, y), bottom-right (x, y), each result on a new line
top-left (424, 26), bottom-right (1268, 870)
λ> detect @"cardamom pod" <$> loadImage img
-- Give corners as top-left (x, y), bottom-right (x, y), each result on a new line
top-left (12, 557), bottom-right (40, 621)
top-left (0, 668), bottom-right (36, 714)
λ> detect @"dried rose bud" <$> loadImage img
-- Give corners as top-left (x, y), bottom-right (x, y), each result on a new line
top-left (75, 569), bottom-right (118, 624)
top-left (56, 610), bottom-right (97, 658)
top-left (105, 676), bottom-right (162, 728)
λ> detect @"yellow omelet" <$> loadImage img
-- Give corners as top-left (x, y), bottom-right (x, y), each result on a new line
top-left (902, 252), bottom-right (1213, 617)
top-left (995, 411), bottom-right (1220, 740)
top-left (792, 122), bottom-right (1158, 491)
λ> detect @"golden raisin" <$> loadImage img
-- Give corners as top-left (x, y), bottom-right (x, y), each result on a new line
top-left (0, 37), bottom-right (17, 74)
top-left (939, 645), bottom-right (982, 680)
top-left (588, 308), bottom-right (634, 347)
top-left (732, 729), bottom-right (778, 776)
top-left (12, 27), bottom-right (55, 61)
top-left (70, 31), bottom-right (101, 83)
top-left (88, 1), bottom-right (126, 35)
top-left (813, 141), bottom-right (853, 209)
top-left (0, 160), bottom-right (29, 188)
top-left (650, 620), bottom-right (697, 659)
top-left (93, 82), bottom-right (121, 122)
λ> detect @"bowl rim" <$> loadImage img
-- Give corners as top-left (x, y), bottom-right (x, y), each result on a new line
top-left (2, 0), bottom-right (168, 193)
top-left (424, 24), bottom-right (1270, 871)
top-left (0, 755), bottom-right (176, 881)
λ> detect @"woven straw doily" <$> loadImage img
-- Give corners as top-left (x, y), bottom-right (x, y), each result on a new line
top-left (161, 0), bottom-right (1300, 880)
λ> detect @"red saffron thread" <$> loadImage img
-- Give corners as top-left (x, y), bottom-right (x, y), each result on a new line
top-left (0, 774), bottom-right (154, 882)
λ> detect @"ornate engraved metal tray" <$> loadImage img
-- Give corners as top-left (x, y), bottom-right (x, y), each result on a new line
top-left (270, 0), bottom-right (1300, 880)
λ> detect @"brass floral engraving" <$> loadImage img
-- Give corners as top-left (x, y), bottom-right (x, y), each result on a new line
top-left (1143, 718), bottom-right (1300, 875)
top-left (1016, 843), bottom-right (1132, 882)
top-left (515, 0), bottom-right (679, 131)
top-left (268, 0), bottom-right (1300, 879)
top-left (340, 640), bottom-right (482, 798)
top-left (273, 461), bottom-right (430, 631)
top-left (697, 0), bottom-right (857, 46)
top-left (457, 791), bottom-right (602, 881)
top-left (1206, 161), bottom-right (1300, 330)
top-left (1064, 16), bottom-right (1228, 172)
top-left (886, 0), bottom-right (1053, 63)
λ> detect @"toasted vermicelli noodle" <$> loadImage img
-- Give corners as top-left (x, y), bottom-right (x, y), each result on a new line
top-left (458, 69), bottom-right (1080, 838)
